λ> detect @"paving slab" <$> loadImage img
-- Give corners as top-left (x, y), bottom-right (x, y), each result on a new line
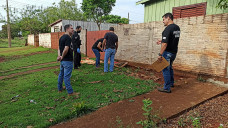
top-left (51, 78), bottom-right (228, 128)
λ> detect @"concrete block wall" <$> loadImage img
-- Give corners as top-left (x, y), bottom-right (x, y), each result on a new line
top-left (113, 13), bottom-right (228, 77)
top-left (39, 33), bottom-right (51, 48)
top-left (28, 34), bottom-right (34, 46)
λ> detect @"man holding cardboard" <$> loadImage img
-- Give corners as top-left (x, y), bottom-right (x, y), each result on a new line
top-left (157, 13), bottom-right (180, 93)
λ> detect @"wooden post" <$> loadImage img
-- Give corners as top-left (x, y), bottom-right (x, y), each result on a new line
top-left (6, 0), bottom-right (11, 48)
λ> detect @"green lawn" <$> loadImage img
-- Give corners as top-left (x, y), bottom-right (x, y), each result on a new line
top-left (0, 37), bottom-right (27, 48)
top-left (0, 44), bottom-right (157, 127)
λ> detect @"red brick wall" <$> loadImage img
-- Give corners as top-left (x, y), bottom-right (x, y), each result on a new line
top-left (51, 32), bottom-right (65, 50)
top-left (87, 30), bottom-right (109, 60)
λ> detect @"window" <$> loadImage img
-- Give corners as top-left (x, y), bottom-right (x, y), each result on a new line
top-left (54, 26), bottom-right (60, 32)
top-left (173, 2), bottom-right (207, 19)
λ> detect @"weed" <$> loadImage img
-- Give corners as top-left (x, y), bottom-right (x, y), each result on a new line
top-left (136, 98), bottom-right (161, 128)
top-left (71, 101), bottom-right (94, 116)
top-left (116, 116), bottom-right (124, 128)
top-left (177, 117), bottom-right (186, 127)
top-left (197, 76), bottom-right (206, 82)
top-left (218, 124), bottom-right (224, 128)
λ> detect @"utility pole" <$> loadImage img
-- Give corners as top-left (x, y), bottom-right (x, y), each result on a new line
top-left (128, 12), bottom-right (129, 24)
top-left (6, 0), bottom-right (11, 48)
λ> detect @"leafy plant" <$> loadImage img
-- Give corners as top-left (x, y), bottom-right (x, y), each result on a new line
top-left (187, 112), bottom-right (202, 128)
top-left (177, 117), bottom-right (186, 127)
top-left (71, 101), bottom-right (94, 116)
top-left (116, 116), bottom-right (124, 128)
top-left (136, 98), bottom-right (161, 128)
top-left (197, 76), bottom-right (206, 82)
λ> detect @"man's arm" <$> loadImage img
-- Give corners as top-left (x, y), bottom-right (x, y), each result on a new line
top-left (97, 42), bottom-right (102, 50)
top-left (57, 46), bottom-right (62, 61)
top-left (158, 43), bottom-right (167, 61)
top-left (61, 46), bottom-right (70, 59)
top-left (102, 39), bottom-right (106, 50)
top-left (115, 41), bottom-right (118, 54)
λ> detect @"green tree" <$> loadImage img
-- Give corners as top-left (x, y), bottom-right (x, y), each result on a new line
top-left (103, 15), bottom-right (129, 24)
top-left (217, 0), bottom-right (228, 9)
top-left (81, 0), bottom-right (116, 30)
top-left (39, 0), bottom-right (86, 32)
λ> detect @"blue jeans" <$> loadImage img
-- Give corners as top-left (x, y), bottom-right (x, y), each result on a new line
top-left (104, 48), bottom-right (116, 72)
top-left (57, 61), bottom-right (74, 94)
top-left (162, 51), bottom-right (176, 91)
top-left (92, 49), bottom-right (100, 67)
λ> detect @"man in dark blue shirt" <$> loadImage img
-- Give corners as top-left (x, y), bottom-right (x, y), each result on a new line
top-left (92, 38), bottom-right (104, 68)
top-left (102, 27), bottom-right (118, 72)
top-left (157, 13), bottom-right (180, 93)
top-left (57, 24), bottom-right (80, 97)
top-left (72, 26), bottom-right (82, 69)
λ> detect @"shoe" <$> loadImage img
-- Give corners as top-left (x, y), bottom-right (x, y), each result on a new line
top-left (68, 92), bottom-right (80, 97)
top-left (157, 88), bottom-right (171, 93)
top-left (74, 67), bottom-right (79, 69)
top-left (58, 86), bottom-right (66, 93)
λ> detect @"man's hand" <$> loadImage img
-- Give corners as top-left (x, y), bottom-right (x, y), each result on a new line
top-left (158, 56), bottom-right (162, 62)
top-left (115, 50), bottom-right (117, 54)
top-left (77, 48), bottom-right (80, 53)
top-left (57, 56), bottom-right (62, 61)
top-left (156, 40), bottom-right (162, 45)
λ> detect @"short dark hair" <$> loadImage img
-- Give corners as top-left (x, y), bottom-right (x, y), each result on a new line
top-left (162, 13), bottom-right (173, 21)
top-left (109, 27), bottom-right (114, 31)
top-left (64, 24), bottom-right (72, 32)
top-left (76, 26), bottom-right (81, 29)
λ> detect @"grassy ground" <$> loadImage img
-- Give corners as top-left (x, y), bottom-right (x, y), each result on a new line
top-left (0, 39), bottom-right (158, 128)
top-left (0, 37), bottom-right (27, 48)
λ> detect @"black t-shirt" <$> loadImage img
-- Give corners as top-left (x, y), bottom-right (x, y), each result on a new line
top-left (104, 32), bottom-right (118, 49)
top-left (162, 24), bottom-right (180, 54)
top-left (92, 38), bottom-right (104, 51)
top-left (59, 34), bottom-right (73, 61)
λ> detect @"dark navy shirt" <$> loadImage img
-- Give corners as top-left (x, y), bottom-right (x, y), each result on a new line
top-left (104, 32), bottom-right (118, 49)
top-left (162, 24), bottom-right (180, 54)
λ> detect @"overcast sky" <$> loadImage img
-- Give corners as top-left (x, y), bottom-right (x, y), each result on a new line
top-left (0, 0), bottom-right (144, 30)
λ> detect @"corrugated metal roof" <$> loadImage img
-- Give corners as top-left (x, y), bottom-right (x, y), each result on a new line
top-left (136, 0), bottom-right (150, 5)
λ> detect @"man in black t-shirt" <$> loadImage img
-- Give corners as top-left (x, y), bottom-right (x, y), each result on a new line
top-left (57, 24), bottom-right (79, 97)
top-left (156, 13), bottom-right (180, 93)
top-left (92, 38), bottom-right (104, 68)
top-left (72, 26), bottom-right (82, 69)
top-left (102, 27), bottom-right (118, 72)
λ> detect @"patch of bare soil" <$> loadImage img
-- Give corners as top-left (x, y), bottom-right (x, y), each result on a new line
top-left (160, 93), bottom-right (228, 128)
top-left (0, 66), bottom-right (59, 80)
top-left (0, 57), bottom-right (5, 62)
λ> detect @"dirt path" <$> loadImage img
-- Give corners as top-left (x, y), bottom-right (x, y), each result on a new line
top-left (51, 78), bottom-right (228, 128)
top-left (0, 61), bottom-right (57, 73)
top-left (0, 66), bottom-right (59, 80)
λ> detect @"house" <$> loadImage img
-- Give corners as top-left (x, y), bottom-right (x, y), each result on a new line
top-left (49, 19), bottom-right (118, 32)
top-left (136, 0), bottom-right (228, 22)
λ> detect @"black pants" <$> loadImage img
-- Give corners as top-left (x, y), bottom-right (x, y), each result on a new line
top-left (74, 51), bottom-right (81, 69)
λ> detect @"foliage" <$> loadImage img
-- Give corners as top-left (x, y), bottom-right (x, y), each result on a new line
top-left (0, 0), bottom-right (85, 38)
top-left (217, 0), bottom-right (228, 10)
top-left (81, 0), bottom-right (116, 30)
top-left (71, 101), bottom-right (94, 116)
top-left (136, 98), bottom-right (162, 128)
top-left (103, 15), bottom-right (129, 24)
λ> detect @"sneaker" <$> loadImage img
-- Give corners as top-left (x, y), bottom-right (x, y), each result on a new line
top-left (68, 92), bottom-right (80, 97)
top-left (157, 88), bottom-right (171, 93)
